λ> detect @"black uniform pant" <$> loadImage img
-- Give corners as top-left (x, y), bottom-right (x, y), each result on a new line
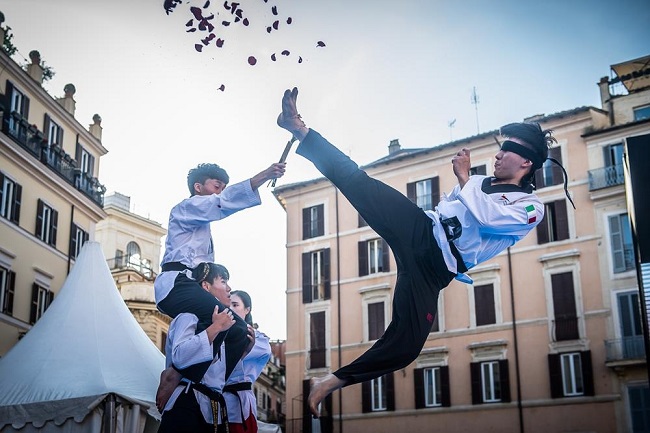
top-left (157, 389), bottom-right (226, 433)
top-left (158, 273), bottom-right (249, 382)
top-left (297, 130), bottom-right (456, 385)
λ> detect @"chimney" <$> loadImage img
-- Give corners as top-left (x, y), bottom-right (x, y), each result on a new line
top-left (598, 76), bottom-right (611, 107)
top-left (56, 83), bottom-right (76, 116)
top-left (89, 114), bottom-right (102, 141)
top-left (104, 192), bottom-right (131, 212)
top-left (27, 50), bottom-right (44, 83)
top-left (388, 139), bottom-right (401, 155)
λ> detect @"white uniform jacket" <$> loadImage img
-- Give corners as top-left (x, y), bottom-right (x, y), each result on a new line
top-left (154, 179), bottom-right (261, 304)
top-left (426, 175), bottom-right (544, 283)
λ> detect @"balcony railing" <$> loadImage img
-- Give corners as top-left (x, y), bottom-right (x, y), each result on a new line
top-left (553, 316), bottom-right (580, 341)
top-left (106, 256), bottom-right (156, 279)
top-left (605, 336), bottom-right (646, 362)
top-left (2, 110), bottom-right (105, 207)
top-left (588, 164), bottom-right (625, 191)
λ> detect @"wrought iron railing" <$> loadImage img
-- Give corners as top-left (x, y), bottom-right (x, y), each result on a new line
top-left (2, 110), bottom-right (105, 207)
top-left (605, 336), bottom-right (646, 362)
top-left (106, 256), bottom-right (156, 279)
top-left (588, 164), bottom-right (625, 191)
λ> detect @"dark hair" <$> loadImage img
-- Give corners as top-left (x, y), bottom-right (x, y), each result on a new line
top-left (192, 262), bottom-right (230, 285)
top-left (187, 163), bottom-right (230, 195)
top-left (230, 290), bottom-right (253, 326)
top-left (500, 122), bottom-right (557, 188)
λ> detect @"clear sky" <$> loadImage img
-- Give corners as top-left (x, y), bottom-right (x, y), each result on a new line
top-left (2, 0), bottom-right (649, 340)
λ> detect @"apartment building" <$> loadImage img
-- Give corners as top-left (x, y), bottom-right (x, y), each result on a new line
top-left (254, 339), bottom-right (287, 429)
top-left (0, 33), bottom-right (107, 355)
top-left (95, 192), bottom-right (169, 352)
top-left (273, 55), bottom-right (650, 433)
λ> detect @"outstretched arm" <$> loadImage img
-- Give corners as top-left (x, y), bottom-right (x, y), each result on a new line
top-left (249, 162), bottom-right (286, 190)
top-left (452, 148), bottom-right (471, 189)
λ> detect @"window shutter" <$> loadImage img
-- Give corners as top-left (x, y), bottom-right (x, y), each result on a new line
top-left (30, 283), bottom-right (39, 324)
top-left (21, 94), bottom-right (30, 119)
top-left (407, 182), bottom-right (416, 203)
top-left (12, 183), bottom-right (21, 224)
top-left (50, 208), bottom-right (58, 247)
top-left (368, 302), bottom-right (385, 341)
top-left (381, 239), bottom-right (390, 272)
top-left (302, 253), bottom-right (312, 304)
top-left (316, 204), bottom-right (324, 237)
top-left (5, 270), bottom-right (15, 315)
top-left (547, 354), bottom-right (563, 398)
top-left (35, 199), bottom-right (44, 239)
top-left (430, 177), bottom-right (440, 209)
top-left (0, 172), bottom-right (4, 209)
top-left (581, 351), bottom-right (595, 396)
top-left (302, 208), bottom-right (310, 240)
top-left (386, 373), bottom-right (395, 411)
top-left (358, 240), bottom-right (368, 277)
top-left (88, 154), bottom-right (95, 176)
top-left (69, 224), bottom-right (78, 259)
top-left (302, 379), bottom-right (312, 433)
top-left (499, 360), bottom-right (511, 402)
top-left (549, 147), bottom-right (563, 186)
top-left (555, 200), bottom-right (569, 241)
top-left (470, 362), bottom-right (481, 404)
top-left (57, 124), bottom-right (64, 147)
top-left (536, 204), bottom-right (550, 244)
top-left (413, 368), bottom-right (425, 409)
top-left (75, 140), bottom-right (82, 164)
top-left (361, 380), bottom-right (371, 413)
top-left (323, 248), bottom-right (331, 300)
top-left (475, 284), bottom-right (496, 326)
top-left (43, 114), bottom-right (51, 144)
top-left (4, 81), bottom-right (15, 122)
top-left (440, 365), bottom-right (451, 407)
top-left (609, 215), bottom-right (626, 273)
top-left (47, 290), bottom-right (54, 308)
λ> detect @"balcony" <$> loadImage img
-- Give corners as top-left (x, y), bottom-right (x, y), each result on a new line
top-left (2, 110), bottom-right (105, 207)
top-left (588, 164), bottom-right (624, 191)
top-left (106, 256), bottom-right (156, 280)
top-left (552, 316), bottom-right (580, 341)
top-left (605, 336), bottom-right (647, 365)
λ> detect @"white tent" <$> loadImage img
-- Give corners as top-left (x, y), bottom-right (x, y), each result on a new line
top-left (0, 242), bottom-right (165, 432)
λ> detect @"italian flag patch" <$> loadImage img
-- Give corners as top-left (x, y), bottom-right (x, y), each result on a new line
top-left (525, 205), bottom-right (536, 224)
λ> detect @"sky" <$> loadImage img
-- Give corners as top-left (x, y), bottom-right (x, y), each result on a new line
top-left (1, 0), bottom-right (649, 340)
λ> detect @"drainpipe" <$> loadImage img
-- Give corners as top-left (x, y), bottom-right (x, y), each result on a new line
top-left (507, 247), bottom-right (524, 433)
top-left (67, 205), bottom-right (75, 274)
top-left (335, 186), bottom-right (343, 433)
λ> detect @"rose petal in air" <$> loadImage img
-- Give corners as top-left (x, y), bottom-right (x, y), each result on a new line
top-left (248, 56), bottom-right (257, 65)
top-left (281, 50), bottom-right (290, 56)
top-left (218, 84), bottom-right (225, 91)
top-left (186, 28), bottom-right (197, 33)
top-left (186, 19), bottom-right (194, 26)
top-left (216, 38), bottom-right (224, 47)
top-left (204, 0), bottom-right (210, 8)
top-left (271, 6), bottom-right (278, 15)
top-left (271, 53), bottom-right (276, 61)
top-left (266, 26), bottom-right (272, 33)
top-left (272, 20), bottom-right (279, 30)
top-left (223, 1), bottom-right (230, 10)
top-left (317, 41), bottom-right (326, 47)
top-left (243, 18), bottom-right (249, 26)
top-left (286, 17), bottom-right (292, 24)
top-left (195, 44), bottom-right (203, 52)
top-left (222, 21), bottom-right (231, 26)
top-left (298, 56), bottom-right (303, 63)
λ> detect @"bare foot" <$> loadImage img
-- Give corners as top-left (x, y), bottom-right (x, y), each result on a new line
top-left (277, 87), bottom-right (308, 141)
top-left (156, 367), bottom-right (182, 412)
top-left (307, 374), bottom-right (345, 418)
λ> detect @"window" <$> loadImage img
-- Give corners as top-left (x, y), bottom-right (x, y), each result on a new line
top-left (0, 266), bottom-right (16, 315)
top-left (44, 114), bottom-right (64, 148)
top-left (362, 373), bottom-right (395, 412)
top-left (30, 283), bottom-right (53, 324)
top-left (617, 291), bottom-right (645, 359)
top-left (470, 165), bottom-right (487, 176)
top-left (69, 224), bottom-right (89, 259)
top-left (302, 249), bottom-right (330, 303)
top-left (628, 385), bottom-right (650, 432)
top-left (535, 147), bottom-right (563, 188)
top-left (0, 172), bottom-right (22, 224)
top-left (609, 213), bottom-right (635, 273)
top-left (548, 351), bottom-right (594, 398)
top-left (358, 238), bottom-right (390, 276)
top-left (302, 204), bottom-right (324, 239)
top-left (536, 199), bottom-right (569, 244)
top-left (551, 272), bottom-right (579, 341)
top-left (309, 311), bottom-right (326, 369)
top-left (367, 301), bottom-right (385, 341)
top-left (470, 360), bottom-right (510, 404)
top-left (75, 142), bottom-right (95, 193)
top-left (474, 283), bottom-right (496, 326)
top-left (302, 380), bottom-right (332, 433)
top-left (414, 366), bottom-right (451, 408)
top-left (35, 199), bottom-right (58, 247)
top-left (634, 104), bottom-right (650, 121)
top-left (6, 81), bottom-right (30, 139)
top-left (407, 177), bottom-right (440, 211)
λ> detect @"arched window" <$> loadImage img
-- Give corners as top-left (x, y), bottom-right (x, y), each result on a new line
top-left (126, 241), bottom-right (141, 266)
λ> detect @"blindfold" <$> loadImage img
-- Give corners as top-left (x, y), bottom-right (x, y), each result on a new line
top-left (500, 140), bottom-right (544, 170)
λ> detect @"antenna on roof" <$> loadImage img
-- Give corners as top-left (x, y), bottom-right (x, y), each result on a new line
top-left (471, 86), bottom-right (480, 134)
top-left (448, 118), bottom-right (456, 141)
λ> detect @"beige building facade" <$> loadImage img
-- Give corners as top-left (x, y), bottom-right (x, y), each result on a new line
top-left (0, 34), bottom-right (107, 355)
top-left (274, 55), bottom-right (650, 433)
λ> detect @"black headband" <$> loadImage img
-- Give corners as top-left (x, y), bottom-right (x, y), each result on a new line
top-left (500, 140), bottom-right (544, 170)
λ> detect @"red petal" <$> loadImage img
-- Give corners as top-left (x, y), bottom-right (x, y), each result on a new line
top-left (243, 18), bottom-right (249, 26)
top-left (271, 6), bottom-right (278, 15)
top-left (317, 41), bottom-right (326, 47)
top-left (222, 21), bottom-right (231, 26)
top-left (271, 53), bottom-right (276, 61)
top-left (286, 17), bottom-right (292, 24)
top-left (204, 0), bottom-right (210, 8)
top-left (223, 1), bottom-right (230, 10)
top-left (185, 19), bottom-right (194, 26)
top-left (248, 56), bottom-right (257, 65)
top-left (298, 56), bottom-right (303, 63)
top-left (281, 49), bottom-right (290, 56)
top-left (272, 20), bottom-right (279, 30)
top-left (195, 44), bottom-right (203, 52)
top-left (190, 6), bottom-right (203, 19)
top-left (218, 84), bottom-right (225, 91)
top-left (266, 26), bottom-right (272, 33)
top-left (186, 28), bottom-right (197, 32)
top-left (216, 38), bottom-right (224, 47)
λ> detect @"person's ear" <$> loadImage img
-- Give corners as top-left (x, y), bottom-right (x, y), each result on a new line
top-left (201, 280), bottom-right (210, 291)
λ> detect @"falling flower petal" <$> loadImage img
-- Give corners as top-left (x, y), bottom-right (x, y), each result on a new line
top-left (186, 28), bottom-right (197, 32)
top-left (190, 6), bottom-right (203, 19)
top-left (243, 18), bottom-right (249, 26)
top-left (266, 26), bottom-right (272, 33)
top-left (316, 41), bottom-right (326, 47)
top-left (185, 19), bottom-right (194, 26)
top-left (222, 21), bottom-right (231, 26)
top-left (286, 17), bottom-right (292, 24)
top-left (248, 56), bottom-right (257, 65)
top-left (281, 50), bottom-right (290, 56)
top-left (216, 38), bottom-right (224, 47)
top-left (271, 5), bottom-right (278, 15)
top-left (231, 2), bottom-right (240, 12)
top-left (223, 1), bottom-right (230, 10)
top-left (298, 56), bottom-right (303, 63)
top-left (235, 16), bottom-right (240, 22)
top-left (271, 53), bottom-right (276, 61)
top-left (204, 0), bottom-right (210, 8)
top-left (218, 84), bottom-right (225, 91)
top-left (272, 20), bottom-right (279, 30)
top-left (195, 44), bottom-right (203, 52)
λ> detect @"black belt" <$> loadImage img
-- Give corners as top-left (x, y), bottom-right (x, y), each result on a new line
top-left (223, 382), bottom-right (253, 430)
top-left (161, 262), bottom-right (192, 272)
top-left (440, 216), bottom-right (468, 274)
top-left (190, 382), bottom-right (229, 433)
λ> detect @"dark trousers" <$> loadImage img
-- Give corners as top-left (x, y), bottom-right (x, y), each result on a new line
top-left (157, 389), bottom-right (218, 433)
top-left (158, 273), bottom-right (249, 381)
top-left (297, 130), bottom-right (456, 385)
